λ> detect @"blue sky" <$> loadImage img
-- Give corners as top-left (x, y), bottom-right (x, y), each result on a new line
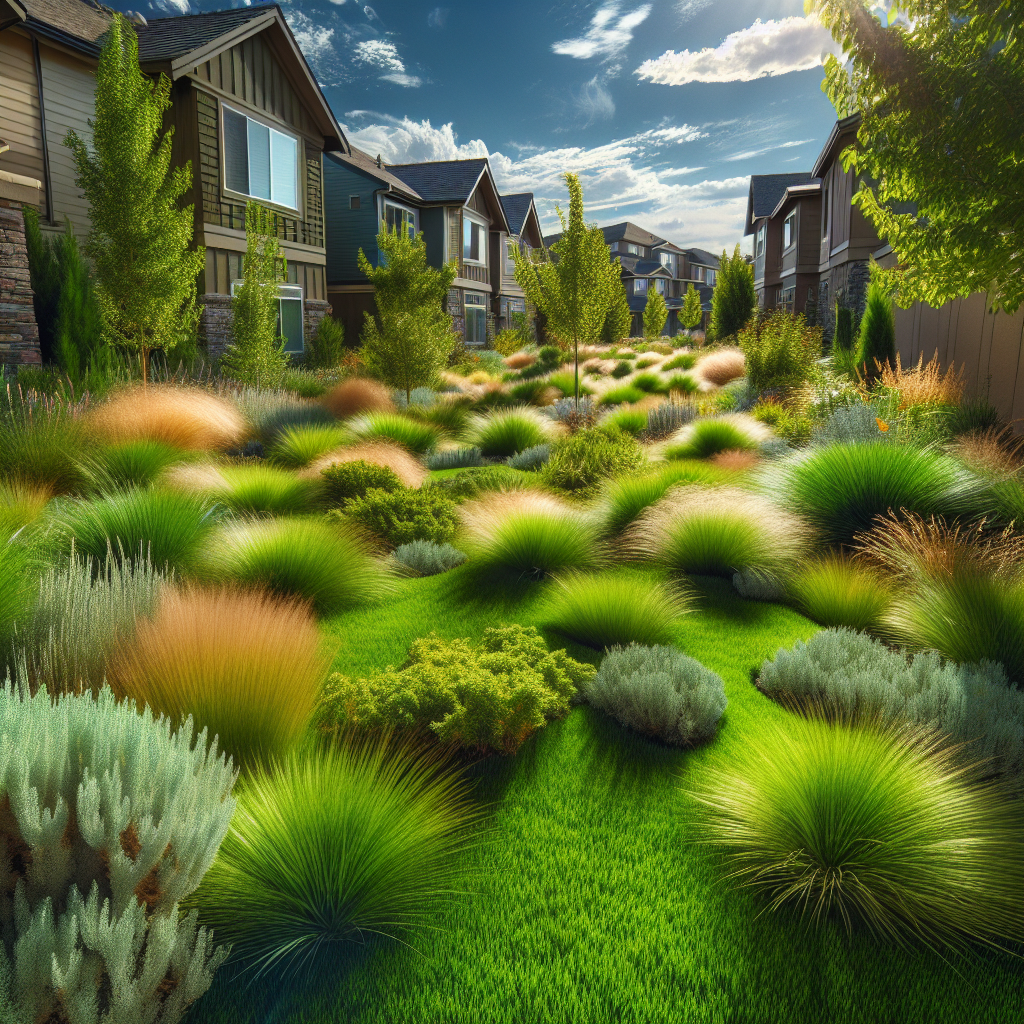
top-left (134, 0), bottom-right (851, 251)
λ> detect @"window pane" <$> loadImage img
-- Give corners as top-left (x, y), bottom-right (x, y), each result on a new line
top-left (270, 130), bottom-right (297, 208)
top-left (279, 297), bottom-right (303, 354)
top-left (386, 204), bottom-right (397, 233)
top-left (463, 218), bottom-right (472, 260)
top-left (247, 120), bottom-right (271, 200)
top-left (224, 108), bottom-right (249, 195)
top-left (471, 223), bottom-right (481, 261)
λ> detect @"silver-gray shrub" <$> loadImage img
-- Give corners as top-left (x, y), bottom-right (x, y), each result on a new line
top-left (586, 644), bottom-right (727, 746)
top-left (391, 540), bottom-right (467, 577)
top-left (548, 396), bottom-right (595, 423)
top-left (0, 680), bottom-right (235, 1024)
top-left (507, 444), bottom-right (550, 471)
top-left (645, 400), bottom-right (697, 440)
top-left (759, 628), bottom-right (1024, 778)
top-left (393, 387), bottom-right (437, 408)
top-left (427, 446), bottom-right (485, 470)
top-left (16, 552), bottom-right (166, 694)
top-left (811, 403), bottom-right (891, 446)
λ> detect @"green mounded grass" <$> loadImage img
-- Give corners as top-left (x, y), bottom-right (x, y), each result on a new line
top-left (267, 423), bottom-right (352, 468)
top-left (546, 371), bottom-right (594, 398)
top-left (631, 372), bottom-right (664, 393)
top-left (84, 439), bottom-right (189, 492)
top-left (787, 556), bottom-right (895, 633)
top-left (663, 352), bottom-right (697, 371)
top-left (600, 406), bottom-right (648, 436)
top-left (664, 372), bottom-right (699, 394)
top-left (665, 419), bottom-right (759, 461)
top-left (600, 385), bottom-right (645, 406)
top-left (217, 465), bottom-right (322, 516)
top-left (351, 412), bottom-right (441, 455)
top-left (462, 407), bottom-right (553, 458)
top-left (189, 569), bottom-right (1021, 1024)
top-left (0, 414), bottom-right (93, 494)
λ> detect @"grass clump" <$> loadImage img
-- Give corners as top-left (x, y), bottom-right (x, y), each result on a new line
top-left (693, 348), bottom-right (745, 387)
top-left (426, 465), bottom-right (530, 500)
top-left (690, 718), bottom-right (1024, 948)
top-left (0, 540), bottom-right (32, 675)
top-left (462, 407), bottom-right (554, 458)
top-left (217, 465), bottom-right (320, 516)
top-left (315, 626), bottom-right (594, 753)
top-left (0, 414), bottom-right (92, 494)
top-left (110, 587), bottom-right (328, 772)
top-left (663, 414), bottom-right (771, 461)
top-left (507, 444), bottom-right (550, 471)
top-left (392, 540), bottom-right (467, 577)
top-left (206, 517), bottom-right (396, 615)
top-left (427, 447), bottom-right (485, 471)
top-left (84, 439), bottom-right (188, 492)
top-left (610, 360), bottom-right (633, 379)
top-left (787, 555), bottom-right (895, 633)
top-left (546, 372), bottom-right (594, 398)
top-left (267, 423), bottom-right (351, 468)
top-left (322, 460), bottom-right (404, 506)
top-left (664, 373), bottom-right (699, 395)
top-left (543, 571), bottom-right (690, 649)
top-left (543, 428), bottom-right (644, 496)
top-left (663, 352), bottom-right (697, 371)
top-left (600, 406), bottom-right (648, 436)
top-left (189, 739), bottom-right (475, 973)
top-left (322, 378), bottom-right (395, 419)
top-left (585, 644), bottom-right (727, 745)
top-left (349, 412), bottom-right (440, 455)
top-left (600, 385), bottom-right (645, 406)
top-left (646, 400), bottom-right (697, 439)
top-left (340, 488), bottom-right (459, 547)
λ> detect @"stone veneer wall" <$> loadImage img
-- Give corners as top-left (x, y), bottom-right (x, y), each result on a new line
top-left (817, 259), bottom-right (872, 346)
top-left (199, 294), bottom-right (332, 362)
top-left (0, 200), bottom-right (42, 370)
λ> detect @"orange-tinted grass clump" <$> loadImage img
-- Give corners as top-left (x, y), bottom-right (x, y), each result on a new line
top-left (505, 351), bottom-right (537, 370)
top-left (693, 348), bottom-right (746, 387)
top-left (303, 440), bottom-right (427, 488)
top-left (323, 378), bottom-right (396, 419)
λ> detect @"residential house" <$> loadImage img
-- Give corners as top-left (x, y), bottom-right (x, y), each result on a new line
top-left (324, 156), bottom-right (511, 347)
top-left (0, 0), bottom-right (345, 363)
top-left (494, 191), bottom-right (543, 334)
top-left (743, 172), bottom-right (819, 313)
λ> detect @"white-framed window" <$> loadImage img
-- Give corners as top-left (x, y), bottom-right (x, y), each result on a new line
top-left (633, 277), bottom-right (648, 294)
top-left (659, 251), bottom-right (672, 269)
top-left (693, 266), bottom-right (704, 282)
top-left (222, 104), bottom-right (299, 211)
top-left (383, 199), bottom-right (417, 240)
top-left (504, 237), bottom-right (517, 275)
top-left (706, 269), bottom-right (716, 287)
top-left (230, 280), bottom-right (304, 354)
top-left (462, 214), bottom-right (487, 264)
top-left (627, 243), bottom-right (640, 256)
top-left (655, 278), bottom-right (666, 295)
top-left (464, 291), bottom-right (487, 344)
top-left (783, 212), bottom-right (796, 249)
top-left (755, 222), bottom-right (766, 258)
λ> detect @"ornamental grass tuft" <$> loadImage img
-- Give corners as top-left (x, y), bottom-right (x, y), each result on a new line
top-left (662, 414), bottom-right (772, 461)
top-left (322, 377), bottom-right (396, 419)
top-left (84, 439), bottom-right (189, 493)
top-left (349, 411), bottom-right (441, 455)
top-left (461, 406), bottom-right (556, 458)
top-left (690, 718), bottom-right (1024, 949)
top-left (787, 555), bottom-right (895, 633)
top-left (304, 441), bottom-right (428, 489)
top-left (267, 423), bottom-right (352, 468)
top-left (216, 465), bottom-right (322, 516)
top-left (692, 348), bottom-right (745, 387)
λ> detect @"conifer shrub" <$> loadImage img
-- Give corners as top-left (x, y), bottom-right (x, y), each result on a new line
top-left (392, 540), bottom-right (467, 576)
top-left (267, 422), bottom-right (352, 468)
top-left (305, 313), bottom-right (345, 369)
top-left (305, 440), bottom-right (428, 489)
top-left (787, 555), bottom-right (895, 633)
top-left (462, 406), bottom-right (555, 458)
top-left (188, 739), bottom-right (475, 973)
top-left (427, 446), bottom-right (486, 470)
top-left (542, 427), bottom-right (644, 495)
top-left (110, 587), bottom-right (328, 772)
top-left (857, 279), bottom-right (897, 375)
top-left (85, 438), bottom-right (188, 492)
top-left (323, 377), bottom-right (396, 419)
top-left (315, 626), bottom-right (594, 752)
top-left (707, 244), bottom-right (755, 341)
top-left (691, 718), bottom-right (1024, 946)
top-left (340, 487), bottom-right (459, 547)
top-left (0, 682), bottom-right (235, 1023)
top-left (586, 644), bottom-right (727, 746)
top-left (543, 571), bottom-right (690, 649)
top-left (321, 459), bottom-right (404, 505)
top-left (758, 628), bottom-right (1023, 778)
top-left (350, 411), bottom-right (441, 455)
top-left (834, 305), bottom-right (854, 351)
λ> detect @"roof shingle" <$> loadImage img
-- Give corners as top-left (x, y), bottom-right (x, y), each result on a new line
top-left (137, 6), bottom-right (272, 63)
top-left (744, 172), bottom-right (818, 234)
top-left (386, 159), bottom-right (489, 204)
top-left (499, 193), bottom-right (534, 236)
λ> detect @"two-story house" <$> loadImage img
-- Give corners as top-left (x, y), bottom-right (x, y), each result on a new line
top-left (743, 172), bottom-right (819, 312)
top-left (0, 0), bottom-right (344, 364)
top-left (324, 156), bottom-right (511, 347)
top-left (494, 192), bottom-right (543, 334)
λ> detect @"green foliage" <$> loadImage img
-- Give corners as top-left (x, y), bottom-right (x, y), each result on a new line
top-left (351, 411), bottom-right (440, 455)
top-left (266, 422), bottom-right (350, 468)
top-left (392, 540), bottom-right (467, 576)
top-left (787, 556), bottom-right (894, 633)
top-left (546, 371), bottom-right (595, 398)
top-left (610, 360), bottom-right (633, 379)
top-left (315, 626), bottom-right (594, 752)
top-left (57, 488), bottom-right (216, 572)
top-left (810, 402), bottom-right (889, 446)
top-left (217, 465), bottom-right (320, 516)
top-left (708, 245), bottom-right (756, 341)
top-left (0, 413), bottom-right (93, 494)
top-left (601, 283), bottom-right (633, 345)
top-left (680, 283), bottom-right (703, 331)
top-left (599, 385), bottom-right (645, 406)
top-left (739, 311), bottom-right (822, 395)
top-left (813, 0), bottom-right (1023, 313)
top-left (188, 740), bottom-right (475, 973)
top-left (543, 571), bottom-right (690, 649)
top-left (856, 278), bottom-right (897, 375)
top-left (834, 305), bottom-right (854, 351)
top-left (359, 228), bottom-right (457, 401)
top-left (751, 402), bottom-right (813, 446)
top-left (600, 406), bottom-right (647, 436)
top-left (65, 14), bottom-right (203, 381)
top-left (0, 541), bottom-right (31, 676)
top-left (0, 683), bottom-right (234, 1023)
top-left (84, 438), bottom-right (186, 492)
top-left (507, 443), bottom-right (550, 471)
top-left (643, 286), bottom-right (669, 339)
top-left (342, 487), bottom-right (459, 547)
top-left (630, 372), bottom-right (663, 393)
top-left (692, 716), bottom-right (1024, 946)
top-left (663, 352), bottom-right (697, 371)
top-left (646, 399), bottom-right (697, 439)
top-left (543, 428), bottom-right (644, 495)
top-left (759, 628), bottom-right (1023, 778)
top-left (426, 465), bottom-right (530, 500)
top-left (587, 644), bottom-right (727, 746)
top-left (322, 459), bottom-right (404, 505)
top-left (463, 407), bottom-right (553, 458)
top-left (305, 314), bottom-right (346, 369)
top-left (663, 418), bottom-right (759, 460)
top-left (206, 516), bottom-right (395, 614)
top-left (281, 368), bottom-right (328, 398)
top-left (426, 446), bottom-right (485, 470)
top-left (594, 463), bottom-right (726, 536)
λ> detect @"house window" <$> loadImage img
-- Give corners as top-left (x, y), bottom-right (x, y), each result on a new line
top-left (383, 200), bottom-right (417, 239)
top-left (822, 185), bottom-right (830, 239)
top-left (349, 195), bottom-right (361, 210)
top-left (223, 104), bottom-right (298, 210)
top-left (755, 222), bottom-right (766, 258)
top-left (464, 291), bottom-right (487, 344)
top-left (706, 269), bottom-right (715, 286)
top-left (230, 281), bottom-right (304, 354)
top-left (778, 285), bottom-right (795, 312)
top-left (633, 278), bottom-right (648, 294)
top-left (627, 244), bottom-right (640, 255)
top-left (693, 266), bottom-right (704, 282)
top-left (655, 278), bottom-right (666, 295)
top-left (659, 251), bottom-right (672, 268)
top-left (462, 215), bottom-right (487, 264)
top-left (783, 212), bottom-right (796, 249)
top-left (504, 237), bottom-right (516, 275)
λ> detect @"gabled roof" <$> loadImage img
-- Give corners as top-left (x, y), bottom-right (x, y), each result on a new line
top-left (599, 221), bottom-right (665, 248)
top-left (15, 0), bottom-right (111, 55)
top-left (653, 239), bottom-right (687, 255)
top-left (811, 113), bottom-right (861, 178)
top-left (387, 159), bottom-right (490, 204)
top-left (684, 247), bottom-right (720, 267)
top-left (770, 180), bottom-right (821, 220)
top-left (328, 147), bottom-right (423, 202)
top-left (744, 172), bottom-right (818, 235)
top-left (499, 193), bottom-right (535, 236)
top-left (623, 260), bottom-right (672, 278)
top-left (137, 7), bottom-right (268, 62)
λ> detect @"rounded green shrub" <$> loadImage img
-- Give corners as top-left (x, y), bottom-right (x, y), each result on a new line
top-left (542, 428), bottom-right (645, 495)
top-left (321, 459), bottom-right (404, 505)
top-left (392, 540), bottom-right (467, 576)
top-left (342, 487), bottom-right (459, 547)
top-left (426, 465), bottom-right (532, 500)
top-left (462, 407), bottom-right (554, 458)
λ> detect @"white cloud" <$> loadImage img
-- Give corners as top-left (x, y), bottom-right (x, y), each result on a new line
top-left (381, 72), bottom-right (422, 88)
top-left (152, 0), bottom-right (191, 13)
top-left (345, 116), bottom-right (489, 163)
top-left (575, 77), bottom-right (616, 123)
top-left (427, 6), bottom-right (448, 28)
top-left (635, 15), bottom-right (842, 85)
top-left (285, 12), bottom-right (337, 80)
top-left (553, 2), bottom-right (653, 60)
top-left (352, 39), bottom-right (421, 87)
top-left (675, 0), bottom-right (716, 18)
top-left (725, 138), bottom-right (814, 161)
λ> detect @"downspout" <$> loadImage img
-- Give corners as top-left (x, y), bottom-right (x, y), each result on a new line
top-left (31, 35), bottom-right (54, 224)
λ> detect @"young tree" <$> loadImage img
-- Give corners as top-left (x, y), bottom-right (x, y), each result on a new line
top-left (66, 13), bottom-right (204, 383)
top-left (511, 172), bottom-right (620, 403)
top-left (812, 0), bottom-right (1023, 313)
top-left (220, 202), bottom-right (289, 388)
top-left (601, 282), bottom-right (632, 344)
top-left (857, 277), bottom-right (897, 377)
top-left (358, 227), bottom-right (457, 402)
top-left (680, 283), bottom-right (703, 332)
top-left (708, 245), bottom-right (756, 341)
top-left (643, 286), bottom-right (668, 339)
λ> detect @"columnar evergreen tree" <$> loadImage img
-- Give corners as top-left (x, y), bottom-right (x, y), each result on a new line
top-left (680, 283), bottom-right (703, 331)
top-left (812, 0), bottom-right (1023, 313)
top-left (511, 172), bottom-right (620, 403)
top-left (358, 227), bottom-right (457, 402)
top-left (708, 245), bottom-right (756, 341)
top-left (220, 202), bottom-right (289, 387)
top-left (66, 13), bottom-right (204, 383)
top-left (834, 305), bottom-right (855, 352)
top-left (643, 286), bottom-right (668, 339)
top-left (857, 277), bottom-right (897, 377)
top-left (601, 282), bottom-right (632, 344)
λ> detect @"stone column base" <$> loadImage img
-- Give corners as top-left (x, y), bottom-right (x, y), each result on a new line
top-left (303, 299), bottom-right (331, 351)
top-left (198, 293), bottom-right (234, 362)
top-left (0, 199), bottom-right (42, 370)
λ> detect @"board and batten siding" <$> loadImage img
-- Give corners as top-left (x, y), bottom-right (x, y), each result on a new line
top-left (0, 31), bottom-right (47, 203)
top-left (322, 156), bottom-right (379, 283)
top-left (38, 45), bottom-right (95, 240)
top-left (204, 246), bottom-right (324, 300)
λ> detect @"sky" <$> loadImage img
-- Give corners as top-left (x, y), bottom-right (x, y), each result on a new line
top-left (129, 0), bottom-right (855, 253)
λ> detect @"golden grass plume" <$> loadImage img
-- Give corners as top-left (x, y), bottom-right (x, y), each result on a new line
top-left (505, 351), bottom-right (537, 370)
top-left (879, 353), bottom-right (965, 408)
top-left (693, 347), bottom-right (746, 388)
top-left (323, 378), bottom-right (395, 419)
top-left (302, 440), bottom-right (428, 488)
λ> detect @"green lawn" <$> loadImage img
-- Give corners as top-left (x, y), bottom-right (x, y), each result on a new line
top-left (189, 568), bottom-right (1022, 1024)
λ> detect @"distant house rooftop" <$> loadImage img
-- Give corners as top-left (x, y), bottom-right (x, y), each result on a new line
top-left (500, 193), bottom-right (535, 236)
top-left (386, 159), bottom-right (491, 205)
top-left (744, 172), bottom-right (819, 235)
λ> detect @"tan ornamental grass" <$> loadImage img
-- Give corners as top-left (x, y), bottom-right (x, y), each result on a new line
top-left (709, 449), bottom-right (761, 472)
top-left (878, 352), bottom-right (965, 408)
top-left (109, 586), bottom-right (330, 772)
top-left (87, 386), bottom-right (247, 451)
top-left (505, 351), bottom-right (537, 370)
top-left (302, 440), bottom-right (428, 488)
top-left (693, 347), bottom-right (746, 388)
top-left (161, 462), bottom-right (231, 494)
top-left (322, 378), bottom-right (395, 419)
top-left (948, 428), bottom-right (1024, 476)
top-left (458, 489), bottom-right (575, 545)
